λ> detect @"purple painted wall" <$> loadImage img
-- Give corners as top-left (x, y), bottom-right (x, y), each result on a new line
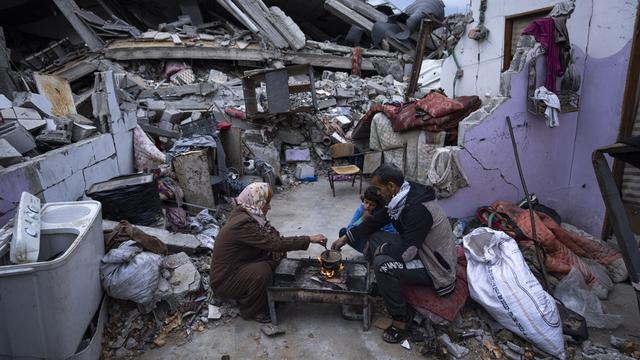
top-left (440, 43), bottom-right (631, 236)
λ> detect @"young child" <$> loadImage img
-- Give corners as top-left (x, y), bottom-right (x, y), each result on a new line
top-left (339, 186), bottom-right (396, 253)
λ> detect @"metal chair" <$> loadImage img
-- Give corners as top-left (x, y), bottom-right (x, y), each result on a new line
top-left (328, 143), bottom-right (363, 197)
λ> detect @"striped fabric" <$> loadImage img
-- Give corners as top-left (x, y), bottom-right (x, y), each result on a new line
top-left (621, 112), bottom-right (640, 206)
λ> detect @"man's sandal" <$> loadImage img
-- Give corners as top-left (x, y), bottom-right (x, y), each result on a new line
top-left (382, 324), bottom-right (407, 343)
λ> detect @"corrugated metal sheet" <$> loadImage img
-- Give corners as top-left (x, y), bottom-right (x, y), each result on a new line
top-left (622, 109), bottom-right (640, 206)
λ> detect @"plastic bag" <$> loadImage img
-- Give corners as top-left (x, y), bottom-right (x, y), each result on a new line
top-left (100, 240), bottom-right (162, 304)
top-left (553, 267), bottom-right (622, 329)
top-left (463, 228), bottom-right (565, 359)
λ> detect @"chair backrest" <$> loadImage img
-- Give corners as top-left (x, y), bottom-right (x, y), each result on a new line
top-left (330, 143), bottom-right (354, 159)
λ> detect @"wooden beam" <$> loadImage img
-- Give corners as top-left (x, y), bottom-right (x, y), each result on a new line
top-left (306, 40), bottom-right (397, 58)
top-left (406, 19), bottom-right (432, 98)
top-left (324, 0), bottom-right (374, 33)
top-left (339, 0), bottom-right (388, 23)
top-left (52, 0), bottom-right (104, 51)
top-left (234, 0), bottom-right (289, 48)
top-left (104, 41), bottom-right (377, 71)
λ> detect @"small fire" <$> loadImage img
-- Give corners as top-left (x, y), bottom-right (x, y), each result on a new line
top-left (320, 267), bottom-right (336, 278)
top-left (339, 263), bottom-right (345, 272)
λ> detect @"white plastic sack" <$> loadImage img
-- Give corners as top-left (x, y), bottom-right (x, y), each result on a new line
top-left (100, 240), bottom-right (162, 304)
top-left (553, 267), bottom-right (622, 329)
top-left (463, 228), bottom-right (565, 359)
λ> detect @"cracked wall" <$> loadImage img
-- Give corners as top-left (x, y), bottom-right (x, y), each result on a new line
top-left (438, 0), bottom-right (638, 236)
top-left (0, 72), bottom-right (135, 225)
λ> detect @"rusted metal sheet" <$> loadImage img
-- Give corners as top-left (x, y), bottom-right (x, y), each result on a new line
top-left (33, 73), bottom-right (77, 117)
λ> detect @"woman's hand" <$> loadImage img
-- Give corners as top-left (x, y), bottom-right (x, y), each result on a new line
top-left (309, 234), bottom-right (328, 247)
top-left (331, 235), bottom-right (348, 251)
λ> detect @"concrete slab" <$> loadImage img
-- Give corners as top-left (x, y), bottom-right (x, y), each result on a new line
top-left (12, 92), bottom-right (53, 117)
top-left (0, 139), bottom-right (22, 166)
top-left (83, 156), bottom-right (119, 190)
top-left (91, 133), bottom-right (116, 162)
top-left (102, 220), bottom-right (201, 254)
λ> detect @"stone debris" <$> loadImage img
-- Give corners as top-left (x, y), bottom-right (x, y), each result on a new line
top-left (260, 324), bottom-right (285, 337)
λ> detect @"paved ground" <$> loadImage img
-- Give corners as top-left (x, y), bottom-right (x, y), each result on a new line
top-left (139, 179), bottom-right (427, 360)
top-left (138, 179), bottom-right (640, 359)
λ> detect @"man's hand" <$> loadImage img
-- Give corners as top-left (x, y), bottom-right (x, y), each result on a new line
top-left (309, 234), bottom-right (328, 247)
top-left (331, 235), bottom-right (349, 251)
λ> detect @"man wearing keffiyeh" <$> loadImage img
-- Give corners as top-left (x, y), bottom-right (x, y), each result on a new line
top-left (332, 164), bottom-right (457, 344)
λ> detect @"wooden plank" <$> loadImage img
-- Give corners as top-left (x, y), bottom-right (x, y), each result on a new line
top-left (406, 19), bottom-right (432, 98)
top-left (235, 0), bottom-right (289, 48)
top-left (33, 73), bottom-right (77, 117)
top-left (172, 150), bottom-right (216, 212)
top-left (305, 40), bottom-right (397, 58)
top-left (324, 0), bottom-right (374, 33)
top-left (104, 41), bottom-right (376, 70)
top-left (339, 0), bottom-right (388, 23)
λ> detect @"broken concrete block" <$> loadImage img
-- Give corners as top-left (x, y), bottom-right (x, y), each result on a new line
top-left (17, 119), bottom-right (46, 133)
top-left (330, 132), bottom-right (347, 144)
top-left (208, 304), bottom-right (222, 320)
top-left (170, 68), bottom-right (196, 85)
top-left (0, 138), bottom-right (22, 166)
top-left (67, 113), bottom-right (94, 125)
top-left (12, 92), bottom-right (53, 117)
top-left (169, 260), bottom-right (200, 296)
top-left (146, 100), bottom-right (166, 111)
top-left (335, 88), bottom-right (356, 98)
top-left (261, 324), bottom-right (285, 337)
top-left (72, 122), bottom-right (97, 142)
top-left (160, 109), bottom-right (190, 124)
top-left (276, 127), bottom-right (305, 145)
top-left (366, 82), bottom-right (387, 95)
top-left (0, 122), bottom-right (36, 154)
top-left (102, 220), bottom-right (201, 254)
top-left (207, 69), bottom-right (228, 84)
top-left (295, 163), bottom-right (315, 179)
top-left (284, 147), bottom-right (311, 162)
top-left (322, 70), bottom-right (335, 81)
top-left (163, 252), bottom-right (191, 269)
top-left (1, 107), bottom-right (42, 121)
top-left (317, 98), bottom-right (337, 110)
top-left (334, 115), bottom-right (351, 126)
top-left (439, 334), bottom-right (469, 358)
top-left (0, 95), bottom-right (11, 109)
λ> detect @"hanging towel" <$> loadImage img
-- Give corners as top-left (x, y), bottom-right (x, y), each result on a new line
top-left (534, 86), bottom-right (561, 128)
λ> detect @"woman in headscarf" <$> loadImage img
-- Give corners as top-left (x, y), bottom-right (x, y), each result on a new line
top-left (210, 182), bottom-right (327, 322)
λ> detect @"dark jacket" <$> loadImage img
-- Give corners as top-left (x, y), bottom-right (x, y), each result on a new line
top-left (347, 182), bottom-right (457, 295)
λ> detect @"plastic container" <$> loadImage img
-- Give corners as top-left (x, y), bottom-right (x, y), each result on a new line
top-left (0, 201), bottom-right (104, 359)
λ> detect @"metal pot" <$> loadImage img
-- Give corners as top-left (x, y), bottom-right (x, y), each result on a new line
top-left (320, 250), bottom-right (342, 272)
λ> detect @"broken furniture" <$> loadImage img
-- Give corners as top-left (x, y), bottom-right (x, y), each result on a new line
top-left (87, 173), bottom-right (162, 226)
top-left (328, 143), bottom-right (363, 197)
top-left (0, 199), bottom-right (104, 359)
top-left (268, 257), bottom-right (371, 330)
top-left (242, 64), bottom-right (318, 119)
top-left (593, 136), bottom-right (640, 311)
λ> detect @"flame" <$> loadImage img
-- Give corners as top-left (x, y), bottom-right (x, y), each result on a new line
top-left (339, 263), bottom-right (345, 272)
top-left (320, 267), bottom-right (336, 278)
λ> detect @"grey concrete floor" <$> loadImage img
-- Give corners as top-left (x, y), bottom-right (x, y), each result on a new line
top-left (137, 178), bottom-right (640, 359)
top-left (139, 179), bottom-right (427, 360)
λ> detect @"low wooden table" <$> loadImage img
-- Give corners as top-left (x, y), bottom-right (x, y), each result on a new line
top-left (267, 258), bottom-right (371, 330)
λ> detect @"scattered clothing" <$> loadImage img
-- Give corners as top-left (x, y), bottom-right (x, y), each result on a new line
top-left (523, 17), bottom-right (563, 92)
top-left (534, 86), bottom-right (561, 127)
